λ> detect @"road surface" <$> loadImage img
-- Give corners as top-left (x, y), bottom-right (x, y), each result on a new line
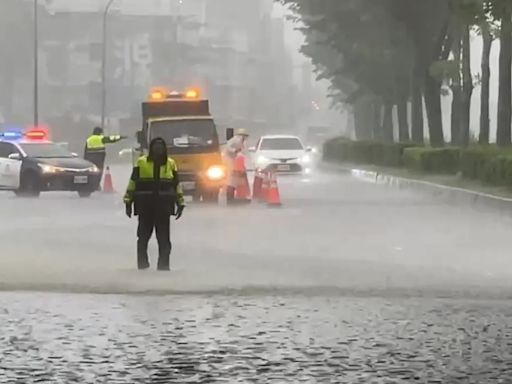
top-left (1, 164), bottom-right (512, 382)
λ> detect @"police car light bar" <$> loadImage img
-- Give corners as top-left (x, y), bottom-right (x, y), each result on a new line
top-left (0, 130), bottom-right (24, 140)
top-left (26, 129), bottom-right (47, 140)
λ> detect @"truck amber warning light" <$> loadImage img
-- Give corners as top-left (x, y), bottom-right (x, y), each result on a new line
top-left (185, 89), bottom-right (199, 99)
top-left (148, 87), bottom-right (201, 102)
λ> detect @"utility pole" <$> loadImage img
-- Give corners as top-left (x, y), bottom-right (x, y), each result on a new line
top-left (101, 0), bottom-right (116, 130)
top-left (33, 0), bottom-right (39, 127)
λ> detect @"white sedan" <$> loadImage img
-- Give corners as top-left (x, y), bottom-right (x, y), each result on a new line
top-left (249, 135), bottom-right (314, 174)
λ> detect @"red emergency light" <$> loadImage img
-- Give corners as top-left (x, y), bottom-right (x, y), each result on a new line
top-left (25, 129), bottom-right (48, 140)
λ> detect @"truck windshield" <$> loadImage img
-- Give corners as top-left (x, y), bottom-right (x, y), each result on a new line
top-left (149, 119), bottom-right (219, 153)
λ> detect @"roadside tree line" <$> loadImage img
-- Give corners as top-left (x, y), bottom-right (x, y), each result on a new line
top-left (280, 0), bottom-right (512, 147)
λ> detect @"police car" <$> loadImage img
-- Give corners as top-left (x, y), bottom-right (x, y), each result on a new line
top-left (0, 129), bottom-right (101, 198)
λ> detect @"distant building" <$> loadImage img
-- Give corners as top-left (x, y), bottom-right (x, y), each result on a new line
top-left (35, 0), bottom-right (297, 141)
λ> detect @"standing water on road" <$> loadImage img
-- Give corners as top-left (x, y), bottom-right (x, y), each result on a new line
top-left (2, 0), bottom-right (512, 382)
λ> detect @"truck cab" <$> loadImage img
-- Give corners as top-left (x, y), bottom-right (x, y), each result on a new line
top-left (133, 88), bottom-right (227, 203)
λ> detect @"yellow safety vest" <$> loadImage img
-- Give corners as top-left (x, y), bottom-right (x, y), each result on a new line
top-left (124, 156), bottom-right (184, 207)
top-left (86, 134), bottom-right (122, 151)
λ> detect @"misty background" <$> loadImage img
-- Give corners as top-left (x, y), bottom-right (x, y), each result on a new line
top-left (0, 0), bottom-right (341, 153)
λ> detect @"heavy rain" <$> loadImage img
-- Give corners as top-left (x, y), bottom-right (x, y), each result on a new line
top-left (1, 0), bottom-right (512, 382)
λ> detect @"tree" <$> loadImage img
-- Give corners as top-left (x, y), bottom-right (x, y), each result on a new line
top-left (496, 3), bottom-right (512, 146)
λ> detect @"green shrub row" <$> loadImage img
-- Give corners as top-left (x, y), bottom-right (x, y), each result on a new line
top-left (403, 147), bottom-right (460, 174)
top-left (322, 139), bottom-right (416, 167)
top-left (323, 137), bottom-right (512, 187)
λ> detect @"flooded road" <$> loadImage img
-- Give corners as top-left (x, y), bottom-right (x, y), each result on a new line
top-left (2, 293), bottom-right (512, 383)
top-left (2, 165), bottom-right (512, 382)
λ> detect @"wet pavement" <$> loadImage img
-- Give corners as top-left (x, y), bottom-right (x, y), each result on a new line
top-left (1, 164), bottom-right (512, 295)
top-left (2, 164), bottom-right (512, 382)
top-left (2, 293), bottom-right (512, 383)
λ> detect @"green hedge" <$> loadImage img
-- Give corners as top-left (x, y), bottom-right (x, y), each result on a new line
top-left (323, 139), bottom-right (416, 167)
top-left (324, 137), bottom-right (512, 187)
top-left (403, 147), bottom-right (460, 174)
top-left (460, 146), bottom-right (512, 180)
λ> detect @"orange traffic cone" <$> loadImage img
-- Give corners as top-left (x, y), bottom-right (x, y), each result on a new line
top-left (260, 171), bottom-right (270, 203)
top-left (235, 172), bottom-right (251, 203)
top-left (266, 171), bottom-right (281, 207)
top-left (102, 166), bottom-right (115, 194)
top-left (252, 170), bottom-right (264, 201)
top-left (233, 153), bottom-right (251, 204)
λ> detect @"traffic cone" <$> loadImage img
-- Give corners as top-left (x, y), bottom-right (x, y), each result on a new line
top-left (266, 171), bottom-right (282, 207)
top-left (102, 166), bottom-right (115, 194)
top-left (235, 171), bottom-right (251, 203)
top-left (260, 171), bottom-right (270, 203)
top-left (252, 170), bottom-right (264, 201)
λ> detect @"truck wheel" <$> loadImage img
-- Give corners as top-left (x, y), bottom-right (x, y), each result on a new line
top-left (202, 189), bottom-right (219, 204)
top-left (17, 172), bottom-right (41, 198)
top-left (192, 191), bottom-right (202, 202)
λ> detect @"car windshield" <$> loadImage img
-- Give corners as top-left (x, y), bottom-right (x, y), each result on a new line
top-left (260, 138), bottom-right (304, 150)
top-left (149, 119), bottom-right (219, 152)
top-left (20, 143), bottom-right (74, 158)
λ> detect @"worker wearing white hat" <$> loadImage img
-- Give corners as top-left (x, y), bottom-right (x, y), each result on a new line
top-left (222, 128), bottom-right (249, 204)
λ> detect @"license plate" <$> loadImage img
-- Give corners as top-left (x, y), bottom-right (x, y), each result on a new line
top-left (277, 164), bottom-right (290, 171)
top-left (73, 175), bottom-right (88, 184)
top-left (181, 181), bottom-right (195, 190)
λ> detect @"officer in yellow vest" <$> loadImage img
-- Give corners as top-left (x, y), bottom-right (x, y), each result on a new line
top-left (124, 137), bottom-right (185, 271)
top-left (84, 127), bottom-right (125, 188)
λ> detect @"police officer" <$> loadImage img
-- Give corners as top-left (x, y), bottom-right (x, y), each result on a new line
top-left (84, 127), bottom-right (125, 188)
top-left (123, 137), bottom-right (185, 271)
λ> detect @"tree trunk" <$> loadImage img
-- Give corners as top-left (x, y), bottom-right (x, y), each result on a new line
top-left (459, 24), bottom-right (473, 147)
top-left (353, 97), bottom-right (373, 140)
top-left (372, 99), bottom-right (383, 140)
top-left (479, 25), bottom-right (492, 145)
top-left (382, 101), bottom-right (394, 142)
top-left (424, 22), bottom-right (450, 148)
top-left (424, 73), bottom-right (444, 147)
top-left (450, 23), bottom-right (462, 145)
top-left (397, 97), bottom-right (410, 142)
top-left (497, 10), bottom-right (512, 146)
top-left (411, 56), bottom-right (424, 144)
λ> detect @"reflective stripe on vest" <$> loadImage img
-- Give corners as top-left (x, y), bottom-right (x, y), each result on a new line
top-left (137, 156), bottom-right (177, 179)
top-left (86, 135), bottom-right (105, 151)
top-left (134, 156), bottom-right (178, 196)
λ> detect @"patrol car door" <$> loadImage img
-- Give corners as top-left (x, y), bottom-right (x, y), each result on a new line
top-left (0, 142), bottom-right (22, 189)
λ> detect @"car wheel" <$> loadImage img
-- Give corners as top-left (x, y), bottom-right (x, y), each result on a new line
top-left (17, 172), bottom-right (41, 198)
top-left (78, 190), bottom-right (93, 198)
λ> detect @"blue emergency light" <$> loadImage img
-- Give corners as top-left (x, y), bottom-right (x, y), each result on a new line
top-left (0, 130), bottom-right (24, 140)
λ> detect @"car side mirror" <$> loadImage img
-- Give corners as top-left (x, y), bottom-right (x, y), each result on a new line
top-left (305, 147), bottom-right (313, 153)
top-left (226, 128), bottom-right (234, 141)
top-left (136, 130), bottom-right (144, 144)
top-left (248, 146), bottom-right (256, 152)
top-left (8, 153), bottom-right (21, 160)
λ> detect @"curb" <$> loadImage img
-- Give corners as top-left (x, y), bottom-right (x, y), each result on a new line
top-left (321, 162), bottom-right (512, 214)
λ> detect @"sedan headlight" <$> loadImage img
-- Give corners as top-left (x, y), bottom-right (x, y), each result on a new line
top-left (257, 155), bottom-right (269, 165)
top-left (87, 165), bottom-right (100, 173)
top-left (301, 154), bottom-right (311, 164)
top-left (206, 165), bottom-right (225, 181)
top-left (39, 164), bottom-right (59, 173)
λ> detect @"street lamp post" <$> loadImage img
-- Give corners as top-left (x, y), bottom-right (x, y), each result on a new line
top-left (33, 0), bottom-right (39, 127)
top-left (101, 0), bottom-right (116, 130)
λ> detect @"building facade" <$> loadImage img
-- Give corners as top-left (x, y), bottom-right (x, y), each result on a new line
top-left (33, 0), bottom-right (296, 143)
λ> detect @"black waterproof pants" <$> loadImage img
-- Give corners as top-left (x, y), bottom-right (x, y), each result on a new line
top-left (84, 151), bottom-right (106, 190)
top-left (137, 212), bottom-right (172, 270)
